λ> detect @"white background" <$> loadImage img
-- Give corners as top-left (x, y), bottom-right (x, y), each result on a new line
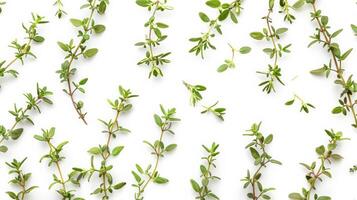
top-left (1, 0), bottom-right (357, 199)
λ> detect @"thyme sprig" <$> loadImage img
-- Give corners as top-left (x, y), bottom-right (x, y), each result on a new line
top-left (285, 94), bottom-right (315, 113)
top-left (71, 86), bottom-right (138, 199)
top-left (183, 81), bottom-right (226, 121)
top-left (217, 44), bottom-right (251, 73)
top-left (0, 84), bottom-right (53, 154)
top-left (0, 14), bottom-right (47, 87)
top-left (190, 143), bottom-right (220, 200)
top-left (250, 0), bottom-right (292, 94)
top-left (135, 0), bottom-right (172, 78)
top-left (241, 122), bottom-right (282, 200)
top-left (34, 128), bottom-right (84, 200)
top-left (56, 0), bottom-right (109, 125)
top-left (6, 158), bottom-right (38, 200)
top-left (306, 0), bottom-right (357, 128)
top-left (132, 105), bottom-right (180, 200)
top-left (0, 1), bottom-right (5, 13)
top-left (53, 0), bottom-right (67, 18)
top-left (189, 0), bottom-right (243, 58)
top-left (288, 129), bottom-right (347, 200)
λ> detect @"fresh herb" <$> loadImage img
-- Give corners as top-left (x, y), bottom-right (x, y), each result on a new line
top-left (0, 14), bottom-right (47, 88)
top-left (350, 165), bottom-right (357, 173)
top-left (6, 158), bottom-right (38, 200)
top-left (189, 0), bottom-right (243, 58)
top-left (135, 0), bottom-right (172, 78)
top-left (285, 94), bottom-right (315, 113)
top-left (250, 0), bottom-right (292, 94)
top-left (0, 84), bottom-right (53, 154)
top-left (183, 81), bottom-right (226, 121)
top-left (190, 143), bottom-right (220, 200)
top-left (132, 105), bottom-right (180, 200)
top-left (53, 0), bottom-right (67, 18)
top-left (71, 86), bottom-right (138, 199)
top-left (56, 0), bottom-right (109, 125)
top-left (279, 0), bottom-right (299, 23)
top-left (0, 1), bottom-right (5, 13)
top-left (217, 44), bottom-right (251, 72)
top-left (307, 0), bottom-right (357, 128)
top-left (34, 128), bottom-right (84, 200)
top-left (288, 129), bottom-right (347, 200)
top-left (241, 122), bottom-right (282, 200)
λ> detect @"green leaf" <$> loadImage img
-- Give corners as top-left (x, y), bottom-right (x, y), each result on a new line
top-left (112, 146), bottom-right (124, 156)
top-left (310, 66), bottom-right (328, 75)
top-left (315, 145), bottom-right (325, 155)
top-left (276, 28), bottom-right (288, 35)
top-left (57, 42), bottom-right (69, 52)
top-left (88, 147), bottom-right (101, 155)
top-left (70, 18), bottom-right (82, 27)
top-left (113, 182), bottom-right (126, 190)
top-left (285, 99), bottom-right (295, 106)
top-left (190, 179), bottom-right (200, 192)
top-left (34, 135), bottom-right (46, 141)
top-left (239, 46), bottom-right (251, 54)
top-left (250, 32), bottom-right (264, 40)
top-left (206, 0), bottom-right (221, 8)
top-left (10, 128), bottom-right (23, 140)
top-left (93, 25), bottom-right (106, 34)
top-left (165, 144), bottom-right (177, 152)
top-left (83, 48), bottom-right (98, 58)
top-left (317, 197), bottom-right (331, 200)
top-left (154, 114), bottom-right (162, 126)
top-left (33, 36), bottom-right (45, 43)
top-left (288, 193), bottom-right (304, 200)
top-left (264, 134), bottom-right (273, 144)
top-left (218, 10), bottom-right (229, 21)
top-left (217, 64), bottom-right (228, 72)
top-left (292, 0), bottom-right (305, 9)
top-left (153, 176), bottom-right (169, 184)
top-left (79, 78), bottom-right (88, 85)
top-left (0, 145), bottom-right (8, 153)
top-left (249, 147), bottom-right (260, 159)
top-left (199, 12), bottom-right (210, 23)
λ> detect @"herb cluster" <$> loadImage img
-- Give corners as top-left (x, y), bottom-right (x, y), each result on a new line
top-left (250, 0), bottom-right (298, 93)
top-left (190, 143), bottom-right (220, 200)
top-left (217, 44), bottom-right (251, 73)
top-left (34, 128), bottom-right (84, 200)
top-left (0, 84), bottom-right (53, 153)
top-left (306, 0), bottom-right (357, 128)
top-left (53, 0), bottom-right (67, 18)
top-left (189, 0), bottom-right (243, 58)
top-left (285, 94), bottom-right (315, 113)
top-left (6, 158), bottom-right (38, 200)
top-left (135, 0), bottom-right (172, 78)
top-left (288, 129), bottom-right (347, 200)
top-left (132, 105), bottom-right (180, 200)
top-left (241, 122), bottom-right (282, 200)
top-left (71, 86), bottom-right (138, 199)
top-left (56, 0), bottom-right (109, 124)
top-left (0, 14), bottom-right (47, 88)
top-left (183, 81), bottom-right (226, 121)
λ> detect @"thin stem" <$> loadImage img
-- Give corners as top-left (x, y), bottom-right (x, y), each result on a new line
top-left (311, 2), bottom-right (357, 126)
top-left (47, 141), bottom-right (67, 193)
top-left (100, 109), bottom-right (121, 198)
top-left (64, 1), bottom-right (97, 125)
top-left (266, 9), bottom-right (278, 70)
top-left (0, 98), bottom-right (41, 145)
top-left (137, 128), bottom-right (165, 199)
top-left (146, 1), bottom-right (160, 77)
top-left (306, 158), bottom-right (325, 200)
